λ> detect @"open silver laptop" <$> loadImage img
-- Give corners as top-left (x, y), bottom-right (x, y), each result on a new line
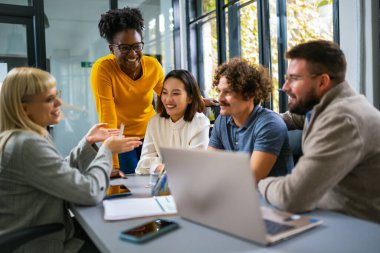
top-left (160, 147), bottom-right (322, 245)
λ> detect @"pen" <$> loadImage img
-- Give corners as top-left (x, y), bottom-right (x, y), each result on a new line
top-left (154, 196), bottom-right (165, 212)
top-left (119, 123), bottom-right (125, 138)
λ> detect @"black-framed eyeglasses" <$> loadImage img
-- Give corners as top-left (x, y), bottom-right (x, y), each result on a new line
top-left (22, 90), bottom-right (62, 104)
top-left (284, 73), bottom-right (326, 83)
top-left (112, 42), bottom-right (144, 54)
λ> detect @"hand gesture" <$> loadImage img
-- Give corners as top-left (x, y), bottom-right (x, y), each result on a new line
top-left (103, 136), bottom-right (142, 154)
top-left (85, 123), bottom-right (119, 145)
top-left (154, 164), bottom-right (165, 174)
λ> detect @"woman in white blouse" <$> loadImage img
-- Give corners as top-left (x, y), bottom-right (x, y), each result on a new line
top-left (135, 70), bottom-right (210, 174)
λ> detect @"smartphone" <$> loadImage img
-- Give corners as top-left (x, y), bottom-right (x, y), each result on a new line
top-left (104, 184), bottom-right (132, 199)
top-left (119, 219), bottom-right (179, 243)
top-left (110, 169), bottom-right (126, 179)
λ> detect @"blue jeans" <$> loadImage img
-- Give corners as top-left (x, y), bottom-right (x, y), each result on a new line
top-left (118, 139), bottom-right (143, 174)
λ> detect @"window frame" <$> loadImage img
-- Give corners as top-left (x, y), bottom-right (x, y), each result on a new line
top-left (185, 0), bottom-right (340, 112)
top-left (0, 0), bottom-right (46, 69)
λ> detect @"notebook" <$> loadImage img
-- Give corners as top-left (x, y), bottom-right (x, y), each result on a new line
top-left (160, 147), bottom-right (322, 245)
top-left (103, 195), bottom-right (177, 221)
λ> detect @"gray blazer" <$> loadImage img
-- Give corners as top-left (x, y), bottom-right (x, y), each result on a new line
top-left (0, 131), bottom-right (112, 253)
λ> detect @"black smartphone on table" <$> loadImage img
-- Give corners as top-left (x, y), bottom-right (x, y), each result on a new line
top-left (119, 219), bottom-right (179, 243)
top-left (104, 184), bottom-right (132, 199)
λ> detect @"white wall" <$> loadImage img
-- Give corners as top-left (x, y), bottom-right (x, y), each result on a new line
top-left (339, 0), bottom-right (380, 109)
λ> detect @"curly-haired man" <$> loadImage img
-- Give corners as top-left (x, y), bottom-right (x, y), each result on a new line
top-left (208, 58), bottom-right (293, 181)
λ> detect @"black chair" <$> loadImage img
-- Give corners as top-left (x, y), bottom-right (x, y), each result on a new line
top-left (208, 105), bottom-right (220, 137)
top-left (288, 129), bottom-right (303, 166)
top-left (0, 223), bottom-right (63, 253)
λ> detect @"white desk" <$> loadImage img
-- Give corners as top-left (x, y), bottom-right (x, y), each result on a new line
top-left (71, 175), bottom-right (380, 253)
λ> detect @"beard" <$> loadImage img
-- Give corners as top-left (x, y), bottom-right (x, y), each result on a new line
top-left (288, 89), bottom-right (320, 115)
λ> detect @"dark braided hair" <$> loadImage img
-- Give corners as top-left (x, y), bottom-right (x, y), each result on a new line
top-left (98, 7), bottom-right (144, 43)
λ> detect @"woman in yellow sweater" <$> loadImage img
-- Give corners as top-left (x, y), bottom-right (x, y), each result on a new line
top-left (91, 7), bottom-right (164, 173)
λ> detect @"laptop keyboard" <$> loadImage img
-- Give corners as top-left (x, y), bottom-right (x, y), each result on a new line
top-left (264, 219), bottom-right (295, 235)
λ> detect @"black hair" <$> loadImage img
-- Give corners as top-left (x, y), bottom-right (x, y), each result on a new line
top-left (98, 7), bottom-right (144, 43)
top-left (286, 40), bottom-right (347, 84)
top-left (157, 70), bottom-right (205, 122)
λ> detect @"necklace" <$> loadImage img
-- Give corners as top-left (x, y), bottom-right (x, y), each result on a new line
top-left (122, 61), bottom-right (141, 80)
top-left (132, 65), bottom-right (141, 80)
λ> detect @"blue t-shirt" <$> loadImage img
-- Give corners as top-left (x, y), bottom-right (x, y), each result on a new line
top-left (209, 106), bottom-right (293, 176)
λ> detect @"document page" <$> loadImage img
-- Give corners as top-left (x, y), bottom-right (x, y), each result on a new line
top-left (103, 196), bottom-right (177, 221)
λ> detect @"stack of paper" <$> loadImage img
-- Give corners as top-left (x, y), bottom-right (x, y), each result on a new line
top-left (103, 195), bottom-right (177, 221)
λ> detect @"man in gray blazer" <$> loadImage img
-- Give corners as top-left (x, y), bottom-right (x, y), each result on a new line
top-left (258, 40), bottom-right (380, 224)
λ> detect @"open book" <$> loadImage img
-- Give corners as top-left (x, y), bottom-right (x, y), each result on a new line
top-left (103, 195), bottom-right (178, 221)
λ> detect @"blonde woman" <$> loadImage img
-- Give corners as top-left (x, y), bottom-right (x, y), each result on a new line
top-left (0, 67), bottom-right (141, 252)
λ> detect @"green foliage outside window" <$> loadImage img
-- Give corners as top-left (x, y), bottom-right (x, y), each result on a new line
top-left (202, 0), bottom-right (216, 14)
top-left (240, 2), bottom-right (259, 64)
top-left (287, 0), bottom-right (333, 49)
top-left (276, 0), bottom-right (333, 112)
top-left (203, 15), bottom-right (219, 99)
top-left (203, 0), bottom-right (333, 112)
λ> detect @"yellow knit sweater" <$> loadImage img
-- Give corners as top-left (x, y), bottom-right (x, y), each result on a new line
top-left (91, 54), bottom-right (164, 168)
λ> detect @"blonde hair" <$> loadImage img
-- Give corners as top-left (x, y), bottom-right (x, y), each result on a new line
top-left (0, 67), bottom-right (56, 151)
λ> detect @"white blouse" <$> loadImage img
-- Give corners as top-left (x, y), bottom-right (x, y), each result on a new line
top-left (135, 112), bottom-right (210, 174)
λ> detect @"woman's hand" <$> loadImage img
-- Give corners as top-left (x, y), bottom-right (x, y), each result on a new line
top-left (86, 123), bottom-right (119, 145)
top-left (110, 169), bottom-right (126, 179)
top-left (154, 164), bottom-right (165, 174)
top-left (103, 136), bottom-right (142, 154)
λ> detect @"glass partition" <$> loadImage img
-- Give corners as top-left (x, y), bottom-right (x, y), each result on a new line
top-left (0, 23), bottom-right (28, 82)
top-left (0, 0), bottom-right (31, 6)
top-left (45, 0), bottom-right (110, 155)
top-left (118, 0), bottom-right (175, 74)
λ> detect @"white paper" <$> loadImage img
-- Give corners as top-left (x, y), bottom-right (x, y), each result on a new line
top-left (154, 195), bottom-right (177, 213)
top-left (103, 196), bottom-right (177, 221)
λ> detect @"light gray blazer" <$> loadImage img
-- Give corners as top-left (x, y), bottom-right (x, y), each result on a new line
top-left (0, 131), bottom-right (112, 253)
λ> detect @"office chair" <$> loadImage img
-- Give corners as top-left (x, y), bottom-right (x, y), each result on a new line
top-left (0, 223), bottom-right (63, 253)
top-left (288, 129), bottom-right (303, 166)
top-left (208, 105), bottom-right (220, 137)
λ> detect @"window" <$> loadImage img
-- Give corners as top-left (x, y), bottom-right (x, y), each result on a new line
top-left (0, 23), bottom-right (28, 62)
top-left (0, 0), bottom-right (31, 6)
top-left (44, 0), bottom-right (176, 156)
top-left (276, 0), bottom-right (334, 112)
top-left (187, 0), bottom-right (337, 112)
top-left (239, 0), bottom-right (259, 63)
top-left (188, 0), bottom-right (218, 98)
top-left (269, 0), bottom-right (280, 112)
top-left (119, 0), bottom-right (175, 74)
top-left (44, 0), bottom-right (110, 155)
top-left (190, 12), bottom-right (218, 98)
top-left (286, 0), bottom-right (333, 49)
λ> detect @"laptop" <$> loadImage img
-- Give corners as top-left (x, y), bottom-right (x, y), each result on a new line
top-left (160, 147), bottom-right (322, 245)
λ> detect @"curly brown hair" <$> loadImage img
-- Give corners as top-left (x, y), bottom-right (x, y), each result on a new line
top-left (213, 58), bottom-right (273, 105)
